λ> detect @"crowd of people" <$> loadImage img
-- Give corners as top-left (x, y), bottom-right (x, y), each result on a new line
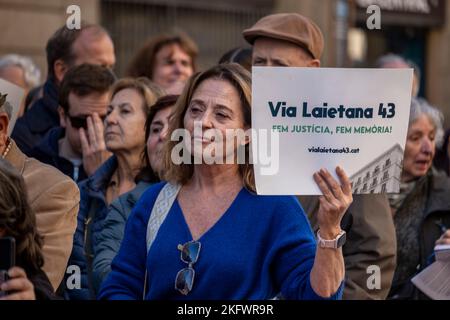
top-left (0, 12), bottom-right (450, 300)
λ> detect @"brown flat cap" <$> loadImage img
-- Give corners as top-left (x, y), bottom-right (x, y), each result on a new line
top-left (243, 13), bottom-right (324, 60)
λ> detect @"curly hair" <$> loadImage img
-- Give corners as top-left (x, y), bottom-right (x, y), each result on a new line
top-left (0, 158), bottom-right (44, 273)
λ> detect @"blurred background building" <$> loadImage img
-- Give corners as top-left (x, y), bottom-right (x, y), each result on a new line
top-left (1, 0), bottom-right (449, 126)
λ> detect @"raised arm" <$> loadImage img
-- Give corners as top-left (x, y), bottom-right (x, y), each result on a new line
top-left (310, 166), bottom-right (352, 297)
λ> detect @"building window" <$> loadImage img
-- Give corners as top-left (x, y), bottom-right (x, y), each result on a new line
top-left (362, 183), bottom-right (367, 192)
top-left (354, 188), bottom-right (358, 193)
top-left (356, 177), bottom-right (361, 185)
top-left (381, 183), bottom-right (387, 193)
top-left (382, 171), bottom-right (389, 181)
top-left (384, 158), bottom-right (391, 169)
top-left (373, 165), bottom-right (380, 175)
top-left (371, 177), bottom-right (378, 188)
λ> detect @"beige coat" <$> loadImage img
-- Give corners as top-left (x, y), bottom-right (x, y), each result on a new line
top-left (5, 140), bottom-right (79, 291)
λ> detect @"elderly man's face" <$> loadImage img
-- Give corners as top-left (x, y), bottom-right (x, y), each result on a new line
top-left (252, 37), bottom-right (320, 67)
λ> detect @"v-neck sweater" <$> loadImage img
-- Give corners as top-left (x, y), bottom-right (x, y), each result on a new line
top-left (98, 182), bottom-right (343, 300)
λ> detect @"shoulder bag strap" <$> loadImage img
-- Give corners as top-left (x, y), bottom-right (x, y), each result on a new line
top-left (142, 183), bottom-right (181, 299)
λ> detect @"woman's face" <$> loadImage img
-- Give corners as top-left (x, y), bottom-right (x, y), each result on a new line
top-left (105, 88), bottom-right (147, 154)
top-left (152, 44), bottom-right (193, 91)
top-left (147, 105), bottom-right (174, 174)
top-left (183, 78), bottom-right (248, 163)
top-left (402, 114), bottom-right (437, 182)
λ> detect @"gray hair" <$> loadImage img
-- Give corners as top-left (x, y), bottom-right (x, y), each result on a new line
top-left (409, 97), bottom-right (444, 148)
top-left (375, 53), bottom-right (409, 68)
top-left (375, 53), bottom-right (421, 95)
top-left (0, 54), bottom-right (41, 89)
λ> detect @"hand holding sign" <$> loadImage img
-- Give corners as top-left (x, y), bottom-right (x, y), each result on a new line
top-left (313, 166), bottom-right (353, 238)
top-left (252, 67), bottom-right (413, 195)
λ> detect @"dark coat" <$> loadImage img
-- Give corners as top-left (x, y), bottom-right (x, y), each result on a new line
top-left (28, 268), bottom-right (60, 300)
top-left (65, 156), bottom-right (117, 300)
top-left (92, 181), bottom-right (152, 293)
top-left (11, 79), bottom-right (60, 156)
top-left (29, 127), bottom-right (88, 182)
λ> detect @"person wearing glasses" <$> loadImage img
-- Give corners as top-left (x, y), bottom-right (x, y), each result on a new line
top-left (65, 78), bottom-right (163, 300)
top-left (11, 24), bottom-right (116, 156)
top-left (30, 64), bottom-right (116, 182)
top-left (99, 63), bottom-right (350, 300)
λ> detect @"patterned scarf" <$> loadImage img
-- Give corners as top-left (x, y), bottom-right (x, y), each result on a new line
top-left (388, 179), bottom-right (420, 211)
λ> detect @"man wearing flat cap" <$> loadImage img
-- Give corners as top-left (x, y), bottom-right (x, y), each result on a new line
top-left (243, 13), bottom-right (397, 300)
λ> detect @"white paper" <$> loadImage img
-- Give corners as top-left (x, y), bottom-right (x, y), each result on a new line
top-left (251, 67), bottom-right (413, 195)
top-left (0, 78), bottom-right (25, 135)
top-left (412, 245), bottom-right (450, 300)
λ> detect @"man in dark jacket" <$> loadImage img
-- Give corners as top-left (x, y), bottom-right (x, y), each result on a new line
top-left (12, 23), bottom-right (115, 155)
top-left (29, 64), bottom-right (115, 182)
top-left (243, 13), bottom-right (397, 299)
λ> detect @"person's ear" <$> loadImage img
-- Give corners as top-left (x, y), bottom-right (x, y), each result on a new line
top-left (0, 113), bottom-right (10, 152)
top-left (54, 59), bottom-right (69, 84)
top-left (307, 59), bottom-right (321, 68)
top-left (58, 106), bottom-right (67, 128)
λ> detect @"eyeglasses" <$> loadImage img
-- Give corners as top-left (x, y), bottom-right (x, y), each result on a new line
top-left (175, 240), bottom-right (201, 295)
top-left (68, 115), bottom-right (107, 129)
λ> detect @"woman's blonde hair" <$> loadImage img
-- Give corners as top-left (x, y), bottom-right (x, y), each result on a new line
top-left (162, 63), bottom-right (255, 192)
top-left (111, 77), bottom-right (165, 116)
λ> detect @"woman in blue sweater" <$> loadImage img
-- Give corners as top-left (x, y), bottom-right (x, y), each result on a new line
top-left (99, 63), bottom-right (352, 300)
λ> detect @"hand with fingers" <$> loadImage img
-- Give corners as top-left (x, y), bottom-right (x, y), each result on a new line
top-left (309, 166), bottom-right (353, 298)
top-left (0, 267), bottom-right (35, 300)
top-left (80, 112), bottom-right (112, 176)
top-left (313, 166), bottom-right (353, 239)
top-left (436, 230), bottom-right (450, 246)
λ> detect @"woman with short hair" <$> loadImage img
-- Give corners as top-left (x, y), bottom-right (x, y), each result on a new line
top-left (92, 94), bottom-right (179, 292)
top-left (66, 77), bottom-right (163, 300)
top-left (388, 98), bottom-right (450, 300)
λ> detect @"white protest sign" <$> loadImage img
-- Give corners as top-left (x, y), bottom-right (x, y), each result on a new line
top-left (0, 78), bottom-right (25, 135)
top-left (251, 67), bottom-right (412, 195)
